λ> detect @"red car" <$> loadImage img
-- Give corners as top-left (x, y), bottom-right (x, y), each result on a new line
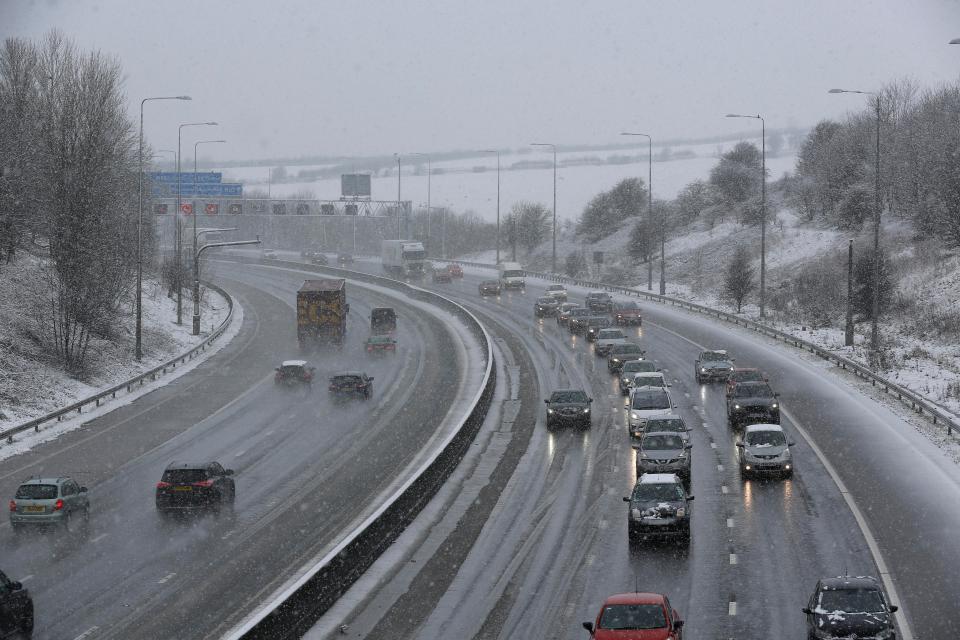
top-left (446, 263), bottom-right (463, 278)
top-left (613, 301), bottom-right (643, 326)
top-left (582, 592), bottom-right (684, 639)
top-left (724, 367), bottom-right (766, 398)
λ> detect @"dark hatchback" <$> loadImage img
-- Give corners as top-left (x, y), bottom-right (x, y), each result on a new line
top-left (0, 569), bottom-right (32, 639)
top-left (726, 381), bottom-right (780, 427)
top-left (608, 343), bottom-right (646, 373)
top-left (612, 300), bottom-right (643, 326)
top-left (584, 316), bottom-right (613, 341)
top-left (155, 462), bottom-right (235, 515)
top-left (725, 367), bottom-right (766, 397)
top-left (623, 473), bottom-right (693, 544)
top-left (478, 280), bottom-right (501, 296)
top-left (567, 308), bottom-right (595, 334)
top-left (803, 576), bottom-right (898, 640)
top-left (544, 389), bottom-right (593, 429)
top-left (585, 291), bottom-right (614, 313)
top-left (534, 296), bottom-right (560, 317)
top-left (328, 371), bottom-right (374, 400)
top-left (274, 360), bottom-right (315, 387)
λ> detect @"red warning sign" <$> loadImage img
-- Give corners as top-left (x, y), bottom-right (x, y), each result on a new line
top-left (205, 203), bottom-right (219, 215)
top-left (180, 203), bottom-right (193, 215)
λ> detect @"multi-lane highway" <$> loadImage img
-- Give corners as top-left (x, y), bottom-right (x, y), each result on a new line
top-left (0, 260), bottom-right (479, 640)
top-left (325, 257), bottom-right (960, 640)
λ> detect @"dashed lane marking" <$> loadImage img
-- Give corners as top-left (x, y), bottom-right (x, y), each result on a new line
top-left (19, 574), bottom-right (33, 583)
top-left (729, 553), bottom-right (738, 565)
top-left (717, 464), bottom-right (724, 471)
top-left (728, 600), bottom-right (737, 616)
top-left (727, 518), bottom-right (735, 528)
top-left (73, 627), bottom-right (100, 640)
top-left (90, 533), bottom-right (108, 543)
top-left (158, 572), bottom-right (176, 584)
top-left (234, 449), bottom-right (246, 458)
top-left (710, 442), bottom-right (717, 449)
top-left (721, 485), bottom-right (729, 494)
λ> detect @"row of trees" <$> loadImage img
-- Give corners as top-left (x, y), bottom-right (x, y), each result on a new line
top-left (0, 32), bottom-right (141, 372)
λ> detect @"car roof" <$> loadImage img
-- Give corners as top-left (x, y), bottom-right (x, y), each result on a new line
top-left (164, 461), bottom-right (215, 470)
top-left (647, 413), bottom-right (684, 422)
top-left (333, 370), bottom-right (365, 377)
top-left (602, 592), bottom-right (667, 606)
top-left (642, 431), bottom-right (685, 441)
top-left (745, 423), bottom-right (784, 433)
top-left (735, 381), bottom-right (771, 391)
top-left (732, 367), bottom-right (760, 373)
top-left (819, 576), bottom-right (882, 590)
top-left (547, 284), bottom-right (565, 288)
top-left (702, 349), bottom-right (728, 356)
top-left (552, 388), bottom-right (587, 394)
top-left (19, 477), bottom-right (69, 485)
top-left (633, 371), bottom-right (664, 377)
top-left (638, 473), bottom-right (680, 484)
top-left (481, 280), bottom-right (499, 284)
top-left (281, 359), bottom-right (308, 367)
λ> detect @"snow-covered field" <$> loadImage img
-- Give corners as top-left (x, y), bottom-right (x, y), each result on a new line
top-left (0, 253), bottom-right (234, 433)
top-left (215, 138), bottom-right (798, 224)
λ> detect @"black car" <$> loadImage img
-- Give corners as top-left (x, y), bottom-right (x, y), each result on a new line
top-left (338, 253), bottom-right (354, 265)
top-left (328, 371), bottom-right (374, 400)
top-left (155, 461), bottom-right (236, 515)
top-left (567, 308), bottom-right (595, 334)
top-left (544, 389), bottom-right (592, 429)
top-left (0, 570), bottom-right (32, 639)
top-left (585, 291), bottom-right (614, 313)
top-left (695, 349), bottom-right (735, 383)
top-left (432, 267), bottom-right (452, 283)
top-left (534, 296), bottom-right (560, 318)
top-left (555, 302), bottom-right (581, 326)
top-left (608, 343), bottom-right (646, 373)
top-left (726, 381), bottom-right (780, 428)
top-left (478, 280), bottom-right (501, 296)
top-left (584, 316), bottom-right (613, 341)
top-left (309, 252), bottom-right (329, 266)
top-left (274, 360), bottom-right (315, 387)
top-left (623, 473), bottom-right (693, 544)
top-left (803, 576), bottom-right (898, 640)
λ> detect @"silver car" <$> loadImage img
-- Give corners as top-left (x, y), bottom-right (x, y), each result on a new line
top-left (634, 432), bottom-right (692, 483)
top-left (643, 415), bottom-right (692, 445)
top-left (594, 328), bottom-right (627, 356)
top-left (626, 387), bottom-right (674, 434)
top-left (10, 477), bottom-right (90, 534)
top-left (619, 360), bottom-right (660, 394)
top-left (737, 424), bottom-right (795, 478)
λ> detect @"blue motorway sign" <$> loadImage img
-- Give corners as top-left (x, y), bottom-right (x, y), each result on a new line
top-left (150, 183), bottom-right (243, 197)
top-left (148, 172), bottom-right (223, 184)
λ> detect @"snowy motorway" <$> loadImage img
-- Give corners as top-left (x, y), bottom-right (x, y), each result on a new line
top-left (324, 257), bottom-right (960, 640)
top-left (0, 261), bottom-right (476, 640)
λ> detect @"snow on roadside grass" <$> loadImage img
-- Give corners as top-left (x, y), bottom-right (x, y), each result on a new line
top-left (0, 252), bottom-right (235, 432)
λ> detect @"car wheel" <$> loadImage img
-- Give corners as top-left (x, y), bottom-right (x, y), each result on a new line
top-left (21, 605), bottom-right (33, 637)
top-left (61, 511), bottom-right (73, 533)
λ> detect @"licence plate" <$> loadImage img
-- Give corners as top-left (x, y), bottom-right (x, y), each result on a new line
top-left (172, 486), bottom-right (192, 492)
top-left (25, 505), bottom-right (44, 512)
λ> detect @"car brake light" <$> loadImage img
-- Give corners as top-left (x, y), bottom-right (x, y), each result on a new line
top-left (54, 498), bottom-right (64, 511)
top-left (192, 480), bottom-right (214, 488)
top-left (329, 385), bottom-right (336, 391)
top-left (303, 372), bottom-right (312, 380)
top-left (9, 500), bottom-right (15, 512)
top-left (156, 481), bottom-right (171, 489)
top-left (367, 346), bottom-right (373, 352)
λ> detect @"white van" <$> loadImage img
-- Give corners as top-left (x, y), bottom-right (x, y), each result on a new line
top-left (497, 262), bottom-right (525, 290)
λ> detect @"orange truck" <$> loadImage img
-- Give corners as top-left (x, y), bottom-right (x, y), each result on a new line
top-left (297, 279), bottom-right (349, 348)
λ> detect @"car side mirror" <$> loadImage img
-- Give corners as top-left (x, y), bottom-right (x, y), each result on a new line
top-left (588, 398), bottom-right (593, 403)
top-left (674, 620), bottom-right (684, 629)
top-left (10, 581), bottom-right (22, 591)
top-left (368, 377), bottom-right (374, 381)
top-left (686, 495), bottom-right (694, 500)
top-left (345, 303), bottom-right (350, 313)
top-left (685, 444), bottom-right (693, 449)
top-left (582, 621), bottom-right (594, 633)
top-left (225, 469), bottom-right (234, 476)
top-left (889, 605), bottom-right (898, 613)
top-left (631, 444), bottom-right (640, 450)
top-left (788, 441), bottom-right (796, 447)
top-left (774, 392), bottom-right (780, 397)
top-left (544, 399), bottom-right (550, 404)
top-left (622, 496), bottom-right (631, 502)
top-left (802, 607), bottom-right (812, 615)
top-left (80, 486), bottom-right (88, 493)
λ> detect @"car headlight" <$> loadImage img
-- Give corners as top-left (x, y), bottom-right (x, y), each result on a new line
top-left (583, 408), bottom-right (590, 414)
top-left (622, 377), bottom-right (629, 384)
top-left (734, 404), bottom-right (741, 409)
top-left (630, 412), bottom-right (640, 420)
top-left (771, 403), bottom-right (778, 408)
top-left (612, 358), bottom-right (620, 363)
top-left (675, 507), bottom-right (686, 517)
top-left (631, 508), bottom-right (642, 519)
top-left (547, 409), bottom-right (554, 414)
top-left (701, 367), bottom-right (707, 372)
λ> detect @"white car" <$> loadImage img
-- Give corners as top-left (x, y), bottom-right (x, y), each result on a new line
top-left (626, 371), bottom-right (670, 395)
top-left (594, 329), bottom-right (628, 356)
top-left (626, 387), bottom-right (675, 433)
top-left (544, 284), bottom-right (568, 301)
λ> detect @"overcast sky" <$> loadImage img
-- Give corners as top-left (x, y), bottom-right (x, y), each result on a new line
top-left (4, 0), bottom-right (960, 163)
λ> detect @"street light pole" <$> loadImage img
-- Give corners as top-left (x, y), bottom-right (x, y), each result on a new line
top-left (176, 121), bottom-right (217, 325)
top-left (830, 89), bottom-right (882, 358)
top-left (480, 150), bottom-right (502, 264)
top-left (394, 153), bottom-right (402, 239)
top-left (136, 95), bottom-right (190, 361)
top-left (725, 113), bottom-right (766, 317)
top-left (192, 139), bottom-right (226, 335)
top-left (620, 133), bottom-right (654, 291)
top-left (410, 153), bottom-right (431, 251)
top-left (531, 143), bottom-right (557, 272)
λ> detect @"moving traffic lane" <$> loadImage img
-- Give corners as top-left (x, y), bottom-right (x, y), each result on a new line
top-left (0, 261), bottom-right (471, 640)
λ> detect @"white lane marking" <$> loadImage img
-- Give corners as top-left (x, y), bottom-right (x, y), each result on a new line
top-left (684, 392), bottom-right (690, 398)
top-left (727, 518), bottom-right (734, 528)
top-left (721, 485), bottom-right (729, 494)
top-left (729, 553), bottom-right (738, 565)
top-left (158, 572), bottom-right (176, 584)
top-left (783, 407), bottom-right (915, 640)
top-left (90, 533), bottom-right (108, 543)
top-left (710, 442), bottom-right (717, 449)
top-left (234, 449), bottom-right (246, 458)
top-left (19, 574), bottom-right (34, 583)
top-left (728, 601), bottom-right (737, 616)
top-left (73, 627), bottom-right (100, 640)
top-left (264, 429), bottom-right (274, 436)
top-left (717, 464), bottom-right (724, 471)
top-left (598, 519), bottom-right (609, 530)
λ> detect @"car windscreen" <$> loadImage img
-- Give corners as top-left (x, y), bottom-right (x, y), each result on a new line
top-left (746, 431), bottom-right (786, 447)
top-left (633, 375), bottom-right (666, 387)
top-left (818, 588), bottom-right (886, 613)
top-left (332, 375), bottom-right (362, 385)
top-left (15, 484), bottom-right (58, 499)
top-left (735, 384), bottom-right (774, 398)
top-left (550, 391), bottom-right (588, 403)
top-left (597, 330), bottom-right (623, 339)
top-left (634, 482), bottom-right (685, 502)
top-left (642, 434), bottom-right (684, 450)
top-left (733, 370), bottom-right (764, 382)
top-left (599, 604), bottom-right (667, 630)
top-left (632, 391), bottom-right (670, 410)
top-left (161, 469), bottom-right (207, 484)
top-left (702, 351), bottom-right (728, 362)
top-left (611, 344), bottom-right (642, 355)
top-left (645, 418), bottom-right (685, 433)
top-left (617, 302), bottom-right (640, 310)
top-left (502, 270), bottom-right (523, 277)
top-left (570, 309), bottom-right (592, 317)
top-left (280, 365), bottom-right (305, 374)
top-left (536, 297), bottom-right (554, 304)
top-left (547, 285), bottom-right (564, 291)
top-left (622, 360), bottom-right (657, 373)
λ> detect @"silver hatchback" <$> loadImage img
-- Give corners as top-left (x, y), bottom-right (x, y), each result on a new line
top-left (9, 477), bottom-right (90, 534)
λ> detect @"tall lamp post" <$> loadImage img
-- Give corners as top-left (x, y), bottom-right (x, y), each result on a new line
top-left (393, 153), bottom-right (403, 239)
top-left (192, 139), bottom-right (227, 335)
top-left (531, 143), bottom-right (557, 272)
top-left (829, 88), bottom-right (882, 357)
top-left (480, 150), bottom-right (501, 264)
top-left (725, 113), bottom-right (766, 318)
top-left (136, 95), bottom-right (191, 361)
top-left (176, 121), bottom-right (217, 324)
top-left (620, 132), bottom-right (655, 291)
top-left (410, 153), bottom-right (431, 250)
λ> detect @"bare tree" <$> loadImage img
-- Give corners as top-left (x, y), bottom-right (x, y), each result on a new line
top-left (722, 245), bottom-right (755, 313)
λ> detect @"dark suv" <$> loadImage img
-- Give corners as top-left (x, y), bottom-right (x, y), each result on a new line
top-left (695, 349), bottom-right (734, 383)
top-left (623, 473), bottom-right (693, 544)
top-left (544, 389), bottom-right (592, 429)
top-left (608, 343), bottom-right (646, 373)
top-left (726, 382), bottom-right (780, 428)
top-left (328, 371), bottom-right (374, 400)
top-left (0, 570), bottom-right (32, 639)
top-left (585, 291), bottom-right (614, 313)
top-left (274, 360), bottom-right (315, 387)
top-left (803, 576), bottom-right (898, 640)
top-left (584, 316), bottom-right (612, 341)
top-left (155, 462), bottom-right (236, 516)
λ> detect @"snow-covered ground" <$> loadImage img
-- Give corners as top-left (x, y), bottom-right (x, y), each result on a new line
top-left (0, 252), bottom-right (234, 435)
top-left (215, 138), bottom-right (798, 224)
